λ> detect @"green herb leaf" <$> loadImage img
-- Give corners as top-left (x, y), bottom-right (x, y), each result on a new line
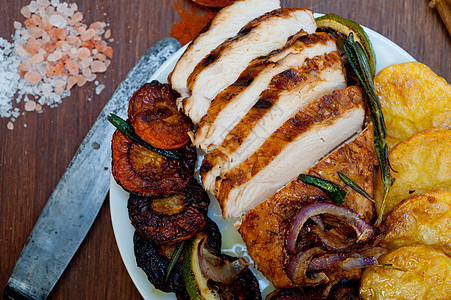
top-left (165, 240), bottom-right (186, 283)
top-left (343, 33), bottom-right (394, 226)
top-left (107, 113), bottom-right (180, 160)
top-left (299, 174), bottom-right (347, 205)
top-left (374, 263), bottom-right (408, 272)
top-left (338, 172), bottom-right (374, 203)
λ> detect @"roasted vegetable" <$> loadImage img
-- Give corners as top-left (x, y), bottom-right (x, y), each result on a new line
top-left (183, 224), bottom-right (261, 300)
top-left (128, 180), bottom-right (210, 244)
top-left (316, 13), bottom-right (376, 77)
top-left (133, 231), bottom-right (189, 297)
top-left (128, 81), bottom-right (193, 150)
top-left (111, 129), bottom-right (196, 197)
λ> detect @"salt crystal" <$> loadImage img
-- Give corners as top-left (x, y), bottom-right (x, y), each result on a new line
top-left (36, 104), bottom-right (42, 111)
top-left (7, 122), bottom-right (14, 130)
top-left (50, 0), bottom-right (60, 7)
top-left (79, 57), bottom-right (92, 69)
top-left (31, 52), bottom-right (44, 63)
top-left (77, 47), bottom-right (90, 60)
top-left (80, 28), bottom-right (95, 41)
top-left (91, 60), bottom-right (106, 73)
top-left (49, 14), bottom-right (67, 29)
top-left (25, 100), bottom-right (37, 111)
top-left (94, 80), bottom-right (99, 85)
top-left (15, 46), bottom-right (28, 57)
top-left (21, 6), bottom-right (31, 18)
top-left (95, 84), bottom-right (105, 95)
top-left (82, 67), bottom-right (91, 77)
top-left (24, 72), bottom-right (41, 84)
top-left (104, 29), bottom-right (111, 39)
top-left (85, 74), bottom-right (96, 82)
top-left (14, 22), bottom-right (22, 30)
top-left (28, 1), bottom-right (38, 13)
top-left (37, 0), bottom-right (51, 8)
top-left (24, 123), bottom-right (27, 128)
top-left (56, 3), bottom-right (68, 13)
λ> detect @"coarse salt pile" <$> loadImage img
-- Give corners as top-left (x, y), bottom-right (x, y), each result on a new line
top-left (1, 0), bottom-right (113, 130)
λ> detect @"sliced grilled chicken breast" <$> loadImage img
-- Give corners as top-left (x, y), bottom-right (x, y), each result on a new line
top-left (238, 125), bottom-right (376, 289)
top-left (194, 32), bottom-right (337, 152)
top-left (201, 51), bottom-right (346, 192)
top-left (214, 86), bottom-right (366, 218)
top-left (169, 0), bottom-right (280, 99)
top-left (183, 8), bottom-right (317, 123)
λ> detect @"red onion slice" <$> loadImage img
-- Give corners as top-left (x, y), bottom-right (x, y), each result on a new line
top-left (286, 247), bottom-right (329, 285)
top-left (286, 203), bottom-right (374, 254)
top-left (197, 237), bottom-right (248, 284)
top-left (307, 252), bottom-right (350, 270)
top-left (337, 253), bottom-right (378, 271)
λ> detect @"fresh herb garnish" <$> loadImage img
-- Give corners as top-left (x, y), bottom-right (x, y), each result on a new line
top-left (374, 263), bottom-right (408, 272)
top-left (299, 174), bottom-right (346, 206)
top-left (107, 113), bottom-right (180, 160)
top-left (165, 240), bottom-right (186, 283)
top-left (343, 33), bottom-right (395, 226)
top-left (338, 172), bottom-right (374, 203)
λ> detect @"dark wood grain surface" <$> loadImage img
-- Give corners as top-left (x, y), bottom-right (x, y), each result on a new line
top-left (0, 0), bottom-right (449, 299)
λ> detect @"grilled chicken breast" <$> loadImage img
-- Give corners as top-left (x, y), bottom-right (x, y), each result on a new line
top-left (211, 86), bottom-right (365, 218)
top-left (201, 51), bottom-right (346, 194)
top-left (169, 0), bottom-right (280, 99)
top-left (194, 32), bottom-right (338, 152)
top-left (238, 125), bottom-right (377, 289)
top-left (182, 8), bottom-right (317, 123)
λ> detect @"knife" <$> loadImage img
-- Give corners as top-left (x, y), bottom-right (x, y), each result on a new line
top-left (3, 37), bottom-right (182, 300)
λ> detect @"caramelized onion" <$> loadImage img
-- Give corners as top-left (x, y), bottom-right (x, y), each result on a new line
top-left (286, 247), bottom-right (329, 285)
top-left (307, 252), bottom-right (350, 270)
top-left (286, 203), bottom-right (375, 254)
top-left (337, 253), bottom-right (377, 271)
top-left (197, 237), bottom-right (248, 284)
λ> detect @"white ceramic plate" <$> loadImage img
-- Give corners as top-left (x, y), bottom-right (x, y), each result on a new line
top-left (110, 21), bottom-right (415, 300)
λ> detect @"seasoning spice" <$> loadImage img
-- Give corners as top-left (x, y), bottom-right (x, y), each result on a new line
top-left (0, 0), bottom-right (113, 130)
top-left (170, 0), bottom-right (218, 45)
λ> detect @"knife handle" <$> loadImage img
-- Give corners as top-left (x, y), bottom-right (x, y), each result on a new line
top-left (3, 286), bottom-right (31, 300)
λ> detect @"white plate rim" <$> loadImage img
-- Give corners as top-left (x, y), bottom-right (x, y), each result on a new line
top-left (110, 20), bottom-right (416, 300)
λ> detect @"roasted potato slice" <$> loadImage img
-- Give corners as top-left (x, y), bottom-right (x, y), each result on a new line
top-left (360, 244), bottom-right (451, 300)
top-left (375, 128), bottom-right (451, 218)
top-left (383, 190), bottom-right (451, 256)
top-left (374, 62), bottom-right (451, 149)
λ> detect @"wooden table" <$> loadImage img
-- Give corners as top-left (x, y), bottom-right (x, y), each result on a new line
top-left (1, 0), bottom-right (449, 299)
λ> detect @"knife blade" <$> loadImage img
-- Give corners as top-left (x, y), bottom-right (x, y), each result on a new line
top-left (3, 37), bottom-right (182, 300)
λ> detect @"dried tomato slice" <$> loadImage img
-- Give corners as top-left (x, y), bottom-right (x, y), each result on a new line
top-left (128, 81), bottom-right (193, 149)
top-left (111, 128), bottom-right (196, 197)
top-left (128, 180), bottom-right (210, 244)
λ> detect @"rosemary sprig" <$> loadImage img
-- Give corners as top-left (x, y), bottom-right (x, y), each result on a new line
top-left (343, 33), bottom-right (395, 226)
top-left (107, 113), bottom-right (180, 160)
top-left (374, 263), bottom-right (408, 272)
top-left (299, 174), bottom-right (347, 206)
top-left (165, 240), bottom-right (186, 283)
top-left (338, 172), bottom-right (374, 203)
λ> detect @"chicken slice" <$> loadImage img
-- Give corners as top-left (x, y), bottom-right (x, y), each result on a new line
top-left (183, 8), bottom-right (317, 123)
top-left (239, 124), bottom-right (377, 289)
top-left (201, 51), bottom-right (346, 193)
top-left (215, 86), bottom-right (366, 218)
top-left (194, 32), bottom-right (337, 153)
top-left (169, 0), bottom-right (280, 99)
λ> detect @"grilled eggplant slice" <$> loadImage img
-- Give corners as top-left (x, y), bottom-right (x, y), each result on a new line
top-left (112, 129), bottom-right (196, 197)
top-left (128, 81), bottom-right (193, 150)
top-left (128, 180), bottom-right (210, 244)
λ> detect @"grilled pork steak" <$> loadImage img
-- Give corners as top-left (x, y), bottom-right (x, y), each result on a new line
top-left (169, 0), bottom-right (280, 99)
top-left (201, 51), bottom-right (346, 197)
top-left (194, 32), bottom-right (338, 153)
top-left (239, 125), bottom-right (377, 289)
top-left (182, 8), bottom-right (317, 123)
top-left (209, 86), bottom-right (365, 218)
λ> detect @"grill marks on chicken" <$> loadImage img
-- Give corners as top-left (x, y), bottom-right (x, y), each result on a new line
top-left (169, 0), bottom-right (280, 99)
top-left (182, 8), bottom-right (317, 123)
top-left (238, 126), bottom-right (377, 289)
top-left (201, 51), bottom-right (346, 195)
top-left (212, 86), bottom-right (365, 217)
top-left (194, 32), bottom-right (337, 152)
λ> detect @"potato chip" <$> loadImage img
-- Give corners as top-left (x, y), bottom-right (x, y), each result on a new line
top-left (383, 190), bottom-right (451, 256)
top-left (375, 128), bottom-right (451, 218)
top-left (374, 62), bottom-right (451, 149)
top-left (360, 244), bottom-right (451, 300)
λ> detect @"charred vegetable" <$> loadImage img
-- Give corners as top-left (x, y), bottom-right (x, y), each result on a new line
top-left (133, 231), bottom-right (189, 297)
top-left (128, 180), bottom-right (210, 244)
top-left (183, 225), bottom-right (261, 299)
top-left (111, 129), bottom-right (196, 197)
top-left (128, 81), bottom-right (193, 150)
